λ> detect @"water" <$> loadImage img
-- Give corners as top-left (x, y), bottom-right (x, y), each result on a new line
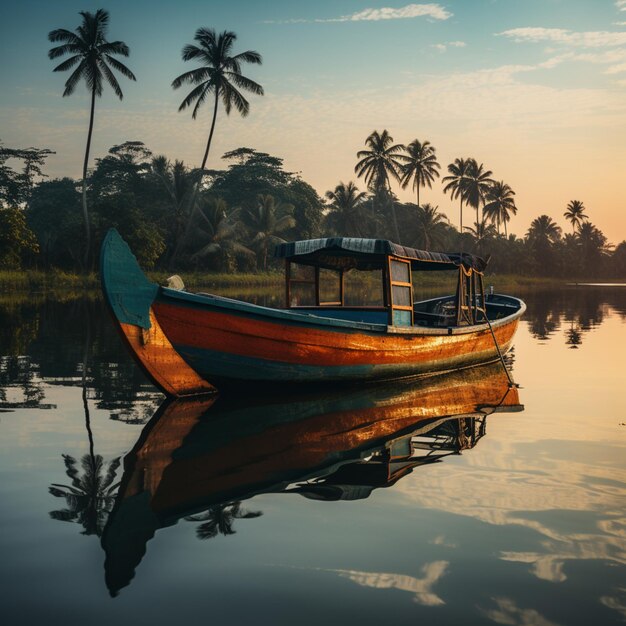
top-left (1, 286), bottom-right (625, 625)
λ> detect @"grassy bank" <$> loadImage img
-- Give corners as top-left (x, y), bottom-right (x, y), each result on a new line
top-left (0, 268), bottom-right (613, 295)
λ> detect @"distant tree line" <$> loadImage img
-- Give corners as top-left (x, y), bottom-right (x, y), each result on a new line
top-left (1, 136), bottom-right (625, 278)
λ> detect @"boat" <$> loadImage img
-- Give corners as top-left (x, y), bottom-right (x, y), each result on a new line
top-left (100, 362), bottom-right (523, 595)
top-left (100, 229), bottom-right (525, 395)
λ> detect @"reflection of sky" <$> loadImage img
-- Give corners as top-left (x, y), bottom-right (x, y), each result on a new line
top-left (394, 304), bottom-right (626, 612)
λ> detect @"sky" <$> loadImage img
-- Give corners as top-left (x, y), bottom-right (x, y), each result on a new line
top-left (1, 0), bottom-right (625, 242)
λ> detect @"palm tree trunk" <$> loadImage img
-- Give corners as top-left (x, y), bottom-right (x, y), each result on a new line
top-left (459, 199), bottom-right (463, 234)
top-left (170, 92), bottom-right (220, 268)
top-left (81, 85), bottom-right (96, 272)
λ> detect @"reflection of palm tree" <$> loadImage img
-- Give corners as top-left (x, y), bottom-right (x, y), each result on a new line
top-left (563, 200), bottom-right (587, 233)
top-left (49, 453), bottom-right (120, 536)
top-left (246, 194), bottom-right (296, 270)
top-left (483, 181), bottom-right (517, 237)
top-left (325, 181), bottom-right (368, 236)
top-left (442, 157), bottom-right (470, 233)
top-left (186, 502), bottom-right (262, 539)
top-left (399, 139), bottom-right (440, 208)
top-left (48, 9), bottom-right (136, 268)
top-left (355, 130), bottom-right (405, 242)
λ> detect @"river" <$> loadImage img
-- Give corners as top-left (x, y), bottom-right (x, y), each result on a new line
top-left (0, 285), bottom-right (624, 625)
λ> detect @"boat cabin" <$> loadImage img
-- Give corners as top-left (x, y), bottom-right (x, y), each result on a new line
top-left (274, 238), bottom-right (490, 328)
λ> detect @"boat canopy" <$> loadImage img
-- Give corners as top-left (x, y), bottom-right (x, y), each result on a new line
top-left (274, 238), bottom-right (487, 273)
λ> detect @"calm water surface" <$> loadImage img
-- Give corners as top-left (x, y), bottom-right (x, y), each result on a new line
top-left (1, 286), bottom-right (625, 626)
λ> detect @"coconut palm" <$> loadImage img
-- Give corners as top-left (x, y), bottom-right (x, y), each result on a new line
top-left (246, 194), bottom-right (296, 270)
top-left (526, 215), bottom-right (562, 246)
top-left (483, 181), bottom-right (517, 237)
top-left (462, 159), bottom-right (494, 228)
top-left (355, 130), bottom-right (405, 242)
top-left (400, 139), bottom-right (440, 207)
top-left (172, 29), bottom-right (263, 176)
top-left (413, 203), bottom-right (449, 250)
top-left (190, 198), bottom-right (253, 267)
top-left (563, 200), bottom-right (588, 233)
top-left (325, 181), bottom-right (368, 236)
top-left (442, 158), bottom-right (470, 233)
top-left (48, 9), bottom-right (136, 269)
top-left (465, 218), bottom-right (497, 252)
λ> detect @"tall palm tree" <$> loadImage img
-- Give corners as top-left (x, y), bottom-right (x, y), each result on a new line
top-left (172, 29), bottom-right (263, 176)
top-left (483, 181), bottom-right (517, 237)
top-left (442, 158), bottom-right (470, 233)
top-left (355, 130), bottom-right (405, 242)
top-left (563, 200), bottom-right (587, 233)
top-left (462, 159), bottom-right (494, 228)
top-left (245, 194), bottom-right (295, 270)
top-left (400, 139), bottom-right (440, 207)
top-left (48, 9), bottom-right (136, 269)
top-left (465, 218), bottom-right (497, 253)
top-left (325, 181), bottom-right (368, 236)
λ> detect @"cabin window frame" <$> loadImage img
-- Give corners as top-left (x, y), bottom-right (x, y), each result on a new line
top-left (387, 256), bottom-right (414, 326)
top-left (285, 260), bottom-right (345, 308)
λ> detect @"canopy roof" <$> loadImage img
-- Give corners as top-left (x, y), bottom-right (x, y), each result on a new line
top-left (274, 238), bottom-right (487, 272)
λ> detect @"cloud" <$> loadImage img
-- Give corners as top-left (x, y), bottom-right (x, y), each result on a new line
top-left (605, 61), bottom-right (626, 73)
top-left (481, 597), bottom-right (562, 626)
top-left (617, 1), bottom-right (626, 11)
top-left (498, 27), bottom-right (626, 48)
top-left (265, 3), bottom-right (452, 24)
top-left (431, 40), bottom-right (467, 52)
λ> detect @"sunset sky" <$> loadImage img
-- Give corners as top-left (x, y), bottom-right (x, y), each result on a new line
top-left (1, 0), bottom-right (625, 242)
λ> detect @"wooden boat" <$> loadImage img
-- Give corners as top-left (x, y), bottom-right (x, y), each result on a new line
top-left (100, 229), bottom-right (525, 395)
top-left (101, 362), bottom-right (522, 595)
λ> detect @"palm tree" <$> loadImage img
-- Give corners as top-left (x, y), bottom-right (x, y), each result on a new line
top-left (172, 29), bottom-right (263, 177)
top-left (190, 198), bottom-right (253, 267)
top-left (461, 159), bottom-right (494, 228)
top-left (527, 215), bottom-right (562, 245)
top-left (442, 158), bottom-right (470, 233)
top-left (400, 139), bottom-right (440, 207)
top-left (325, 181), bottom-right (368, 236)
top-left (465, 218), bottom-right (497, 253)
top-left (355, 130), bottom-right (405, 242)
top-left (48, 9), bottom-right (136, 269)
top-left (246, 194), bottom-right (296, 270)
top-left (563, 200), bottom-right (587, 233)
top-left (483, 181), bottom-right (517, 237)
top-left (413, 203), bottom-right (449, 250)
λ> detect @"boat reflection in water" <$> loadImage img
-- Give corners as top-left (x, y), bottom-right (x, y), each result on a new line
top-left (102, 362), bottom-right (523, 595)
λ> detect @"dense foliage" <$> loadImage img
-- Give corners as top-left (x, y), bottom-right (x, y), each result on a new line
top-left (0, 137), bottom-right (623, 279)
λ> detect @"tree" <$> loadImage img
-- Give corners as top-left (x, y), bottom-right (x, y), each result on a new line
top-left (325, 181), bottom-right (368, 236)
top-left (355, 130), bottom-right (405, 242)
top-left (245, 194), bottom-right (295, 270)
top-left (577, 222), bottom-right (609, 275)
top-left (563, 200), bottom-right (588, 233)
top-left (442, 158), bottom-right (470, 233)
top-left (526, 215), bottom-right (562, 272)
top-left (465, 218), bottom-right (497, 254)
top-left (461, 159), bottom-right (494, 228)
top-left (48, 9), bottom-right (136, 269)
top-left (413, 203), bottom-right (449, 250)
top-left (172, 29), bottom-right (263, 177)
top-left (189, 198), bottom-right (253, 271)
top-left (0, 206), bottom-right (39, 268)
top-left (483, 181), bottom-right (517, 237)
top-left (400, 139), bottom-right (440, 208)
